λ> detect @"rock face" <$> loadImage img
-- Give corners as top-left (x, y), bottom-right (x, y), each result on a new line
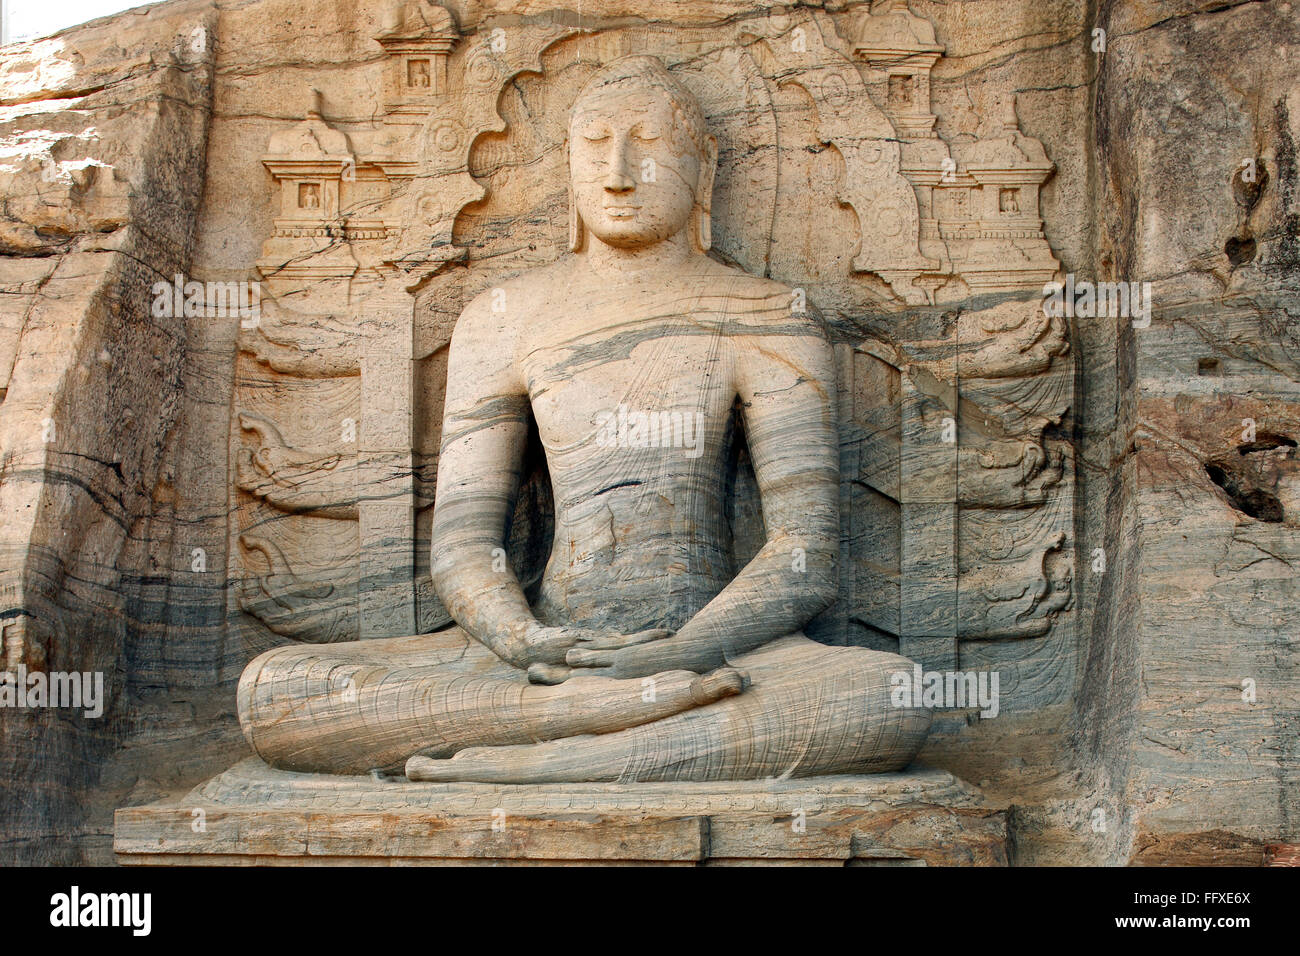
top-left (0, 0), bottom-right (1295, 864)
top-left (1076, 0), bottom-right (1300, 865)
top-left (0, 0), bottom-right (221, 864)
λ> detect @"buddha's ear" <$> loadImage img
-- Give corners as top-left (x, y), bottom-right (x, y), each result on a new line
top-left (566, 135), bottom-right (585, 253)
top-left (568, 186), bottom-right (586, 253)
top-left (692, 134), bottom-right (718, 253)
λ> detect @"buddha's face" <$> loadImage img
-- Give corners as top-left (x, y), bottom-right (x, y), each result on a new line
top-left (569, 85), bottom-right (703, 250)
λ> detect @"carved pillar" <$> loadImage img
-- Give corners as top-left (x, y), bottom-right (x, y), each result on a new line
top-left (357, 286), bottom-right (417, 638)
top-left (899, 363), bottom-right (959, 672)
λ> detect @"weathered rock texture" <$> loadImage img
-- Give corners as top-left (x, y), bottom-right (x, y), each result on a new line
top-left (0, 0), bottom-right (226, 864)
top-left (0, 0), bottom-right (1294, 864)
top-left (1073, 0), bottom-right (1300, 865)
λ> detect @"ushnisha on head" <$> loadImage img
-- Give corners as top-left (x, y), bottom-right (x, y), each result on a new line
top-left (567, 55), bottom-right (718, 254)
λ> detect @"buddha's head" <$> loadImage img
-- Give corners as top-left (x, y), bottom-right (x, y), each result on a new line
top-left (567, 55), bottom-right (718, 254)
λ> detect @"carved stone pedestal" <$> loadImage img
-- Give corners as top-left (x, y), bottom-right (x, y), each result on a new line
top-left (114, 758), bottom-right (1007, 866)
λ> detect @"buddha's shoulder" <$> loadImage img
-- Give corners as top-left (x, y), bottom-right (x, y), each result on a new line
top-left (457, 260), bottom-right (573, 323)
top-left (501, 258), bottom-right (575, 291)
top-left (700, 259), bottom-right (827, 334)
top-left (697, 258), bottom-right (789, 300)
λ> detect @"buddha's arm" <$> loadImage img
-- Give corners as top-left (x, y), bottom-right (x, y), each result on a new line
top-left (567, 314), bottom-right (841, 679)
top-left (429, 295), bottom-right (542, 666)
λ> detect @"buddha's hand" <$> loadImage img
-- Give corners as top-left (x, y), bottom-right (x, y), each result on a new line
top-left (563, 629), bottom-right (728, 680)
top-left (514, 624), bottom-right (672, 669)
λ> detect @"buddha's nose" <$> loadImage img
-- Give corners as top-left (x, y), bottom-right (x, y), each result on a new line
top-left (604, 137), bottom-right (636, 193)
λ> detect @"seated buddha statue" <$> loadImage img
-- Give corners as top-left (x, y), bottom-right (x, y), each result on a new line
top-left (236, 55), bottom-right (931, 782)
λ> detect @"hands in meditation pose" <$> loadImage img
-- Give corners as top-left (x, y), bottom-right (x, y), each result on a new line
top-left (237, 55), bottom-right (931, 781)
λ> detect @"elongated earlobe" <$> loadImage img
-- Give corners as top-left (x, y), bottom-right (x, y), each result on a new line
top-left (692, 135), bottom-right (718, 253)
top-left (568, 181), bottom-right (585, 253)
top-left (566, 135), bottom-right (585, 253)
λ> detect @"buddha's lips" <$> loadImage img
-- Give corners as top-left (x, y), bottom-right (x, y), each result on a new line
top-left (604, 205), bottom-right (641, 218)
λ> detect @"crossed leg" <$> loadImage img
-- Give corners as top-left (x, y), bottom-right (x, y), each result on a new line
top-left (237, 627), bottom-right (746, 774)
top-left (406, 635), bottom-right (931, 783)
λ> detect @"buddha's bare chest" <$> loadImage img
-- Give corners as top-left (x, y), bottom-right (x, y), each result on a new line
top-left (520, 318), bottom-right (737, 450)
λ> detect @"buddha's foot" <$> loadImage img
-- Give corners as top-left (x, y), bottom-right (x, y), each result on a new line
top-left (690, 666), bottom-right (748, 703)
top-left (406, 737), bottom-right (600, 783)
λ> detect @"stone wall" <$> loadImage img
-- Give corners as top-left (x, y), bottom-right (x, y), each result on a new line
top-left (0, 0), bottom-right (1294, 865)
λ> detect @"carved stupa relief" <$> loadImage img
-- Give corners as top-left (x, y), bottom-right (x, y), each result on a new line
top-left (229, 0), bottom-right (1074, 714)
top-left (852, 0), bottom-right (1061, 303)
top-left (375, 1), bottom-right (461, 107)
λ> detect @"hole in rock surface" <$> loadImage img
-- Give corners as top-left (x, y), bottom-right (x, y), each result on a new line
top-left (1232, 159), bottom-right (1267, 210)
top-left (1205, 462), bottom-right (1285, 522)
top-left (1224, 235), bottom-right (1257, 265)
top-left (1238, 433), bottom-right (1298, 455)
